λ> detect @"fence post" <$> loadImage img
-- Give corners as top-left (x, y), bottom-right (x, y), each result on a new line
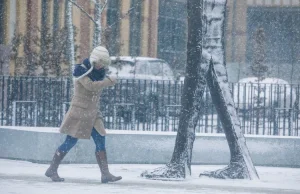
top-left (1, 76), bottom-right (5, 126)
top-left (34, 102), bottom-right (37, 126)
top-left (288, 108), bottom-right (293, 136)
top-left (131, 105), bottom-right (135, 131)
top-left (113, 105), bottom-right (117, 130)
top-left (165, 106), bottom-right (169, 131)
top-left (12, 101), bottom-right (16, 126)
top-left (273, 108), bottom-right (279, 135)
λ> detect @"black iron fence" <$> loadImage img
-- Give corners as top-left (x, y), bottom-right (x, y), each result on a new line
top-left (1, 76), bottom-right (299, 136)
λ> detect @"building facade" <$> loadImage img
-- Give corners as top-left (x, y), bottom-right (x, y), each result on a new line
top-left (226, 0), bottom-right (300, 82)
top-left (1, 0), bottom-right (300, 79)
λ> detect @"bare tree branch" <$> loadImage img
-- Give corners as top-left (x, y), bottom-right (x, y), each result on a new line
top-left (100, 0), bottom-right (108, 14)
top-left (66, 0), bottom-right (97, 25)
top-left (67, 0), bottom-right (144, 35)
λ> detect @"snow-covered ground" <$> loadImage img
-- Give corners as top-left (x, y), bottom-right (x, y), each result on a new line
top-left (1, 159), bottom-right (300, 194)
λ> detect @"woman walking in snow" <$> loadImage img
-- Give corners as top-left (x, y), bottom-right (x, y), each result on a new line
top-left (45, 46), bottom-right (122, 183)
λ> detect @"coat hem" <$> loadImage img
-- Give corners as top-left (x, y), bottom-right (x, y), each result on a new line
top-left (60, 130), bottom-right (91, 140)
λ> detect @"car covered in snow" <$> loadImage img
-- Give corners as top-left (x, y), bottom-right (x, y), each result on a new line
top-left (232, 77), bottom-right (296, 116)
top-left (108, 56), bottom-right (175, 81)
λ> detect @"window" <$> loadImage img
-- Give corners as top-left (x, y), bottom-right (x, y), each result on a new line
top-left (0, 0), bottom-right (5, 44)
top-left (106, 0), bottom-right (121, 56)
top-left (135, 61), bottom-right (150, 75)
top-left (129, 0), bottom-right (143, 56)
top-left (41, 0), bottom-right (49, 51)
top-left (9, 0), bottom-right (16, 43)
top-left (53, 0), bottom-right (60, 36)
top-left (135, 60), bottom-right (173, 77)
top-left (158, 0), bottom-right (187, 72)
top-left (247, 7), bottom-right (300, 65)
top-left (148, 61), bottom-right (173, 77)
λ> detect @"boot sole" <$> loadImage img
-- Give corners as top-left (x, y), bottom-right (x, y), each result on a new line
top-left (101, 177), bottom-right (122, 183)
top-left (45, 171), bottom-right (65, 182)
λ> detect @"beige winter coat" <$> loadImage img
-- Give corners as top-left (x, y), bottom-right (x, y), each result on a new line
top-left (60, 75), bottom-right (115, 139)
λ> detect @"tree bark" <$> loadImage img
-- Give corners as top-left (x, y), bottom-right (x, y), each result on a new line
top-left (67, 0), bottom-right (108, 48)
top-left (65, 0), bottom-right (75, 94)
top-left (93, 0), bottom-right (102, 47)
top-left (65, 0), bottom-right (75, 71)
top-left (199, 0), bottom-right (259, 180)
top-left (141, 0), bottom-right (206, 180)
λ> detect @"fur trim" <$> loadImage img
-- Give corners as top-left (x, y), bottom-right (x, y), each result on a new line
top-left (73, 64), bottom-right (94, 80)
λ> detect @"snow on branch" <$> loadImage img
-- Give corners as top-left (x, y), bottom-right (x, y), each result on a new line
top-left (66, 0), bottom-right (97, 25)
top-left (99, 0), bottom-right (108, 14)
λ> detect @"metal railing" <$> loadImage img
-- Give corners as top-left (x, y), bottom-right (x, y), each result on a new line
top-left (1, 76), bottom-right (299, 136)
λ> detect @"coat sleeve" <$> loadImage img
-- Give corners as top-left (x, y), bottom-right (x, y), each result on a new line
top-left (78, 76), bottom-right (115, 92)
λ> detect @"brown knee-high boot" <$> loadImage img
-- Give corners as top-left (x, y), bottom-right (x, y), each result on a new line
top-left (45, 150), bottom-right (67, 182)
top-left (95, 151), bottom-right (122, 183)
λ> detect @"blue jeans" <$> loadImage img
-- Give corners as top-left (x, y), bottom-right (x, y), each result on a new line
top-left (58, 128), bottom-right (106, 152)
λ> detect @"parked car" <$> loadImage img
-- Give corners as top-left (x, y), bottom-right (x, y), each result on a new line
top-left (103, 56), bottom-right (180, 123)
top-left (108, 56), bottom-right (175, 80)
top-left (232, 77), bottom-right (296, 119)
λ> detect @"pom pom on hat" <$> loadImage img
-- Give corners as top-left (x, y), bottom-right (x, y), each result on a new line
top-left (89, 46), bottom-right (111, 68)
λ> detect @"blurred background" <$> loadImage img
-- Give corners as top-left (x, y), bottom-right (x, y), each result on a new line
top-left (0, 0), bottom-right (299, 82)
top-left (0, 0), bottom-right (300, 136)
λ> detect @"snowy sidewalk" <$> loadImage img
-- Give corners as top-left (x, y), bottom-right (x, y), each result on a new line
top-left (1, 159), bottom-right (300, 194)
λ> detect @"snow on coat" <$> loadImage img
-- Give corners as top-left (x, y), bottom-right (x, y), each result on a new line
top-left (60, 75), bottom-right (115, 139)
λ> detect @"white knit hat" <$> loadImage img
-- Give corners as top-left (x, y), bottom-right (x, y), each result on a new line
top-left (89, 46), bottom-right (111, 68)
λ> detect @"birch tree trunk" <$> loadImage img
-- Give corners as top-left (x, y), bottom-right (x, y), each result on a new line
top-left (199, 0), bottom-right (259, 180)
top-left (141, 0), bottom-right (206, 180)
top-left (40, 0), bottom-right (49, 76)
top-left (65, 0), bottom-right (75, 96)
top-left (67, 0), bottom-right (107, 48)
top-left (93, 0), bottom-right (102, 47)
top-left (65, 0), bottom-right (75, 76)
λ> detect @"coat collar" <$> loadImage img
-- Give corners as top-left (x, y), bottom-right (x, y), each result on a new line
top-left (73, 63), bottom-right (93, 80)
